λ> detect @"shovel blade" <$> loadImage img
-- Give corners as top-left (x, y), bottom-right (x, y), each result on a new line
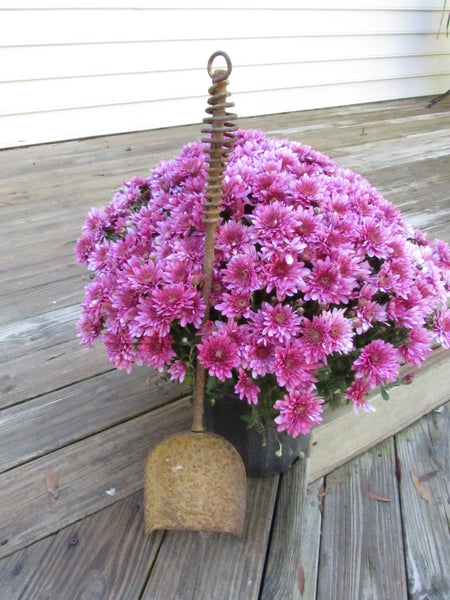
top-left (144, 432), bottom-right (246, 537)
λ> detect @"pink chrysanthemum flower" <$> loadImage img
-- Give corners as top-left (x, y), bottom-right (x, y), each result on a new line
top-left (298, 315), bottom-right (332, 364)
top-left (222, 253), bottom-right (260, 294)
top-left (103, 328), bottom-right (138, 373)
top-left (245, 341), bottom-right (276, 378)
top-left (274, 341), bottom-right (315, 391)
top-left (274, 388), bottom-right (324, 437)
top-left (359, 218), bottom-right (392, 258)
top-left (264, 254), bottom-right (309, 301)
top-left (434, 308), bottom-right (450, 348)
top-left (198, 334), bottom-right (239, 381)
top-left (76, 312), bottom-right (103, 347)
top-left (250, 201), bottom-right (297, 244)
top-left (345, 378), bottom-right (376, 414)
top-left (235, 369), bottom-right (260, 405)
top-left (215, 290), bottom-right (252, 319)
top-left (168, 360), bottom-right (187, 383)
top-left (259, 302), bottom-right (302, 346)
top-left (303, 256), bottom-right (354, 305)
top-left (399, 327), bottom-right (433, 366)
top-left (323, 308), bottom-right (354, 355)
top-left (138, 332), bottom-right (176, 372)
top-left (352, 339), bottom-right (400, 387)
top-left (215, 220), bottom-right (250, 256)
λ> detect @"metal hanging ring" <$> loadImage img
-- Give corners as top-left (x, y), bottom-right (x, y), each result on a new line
top-left (207, 51), bottom-right (232, 81)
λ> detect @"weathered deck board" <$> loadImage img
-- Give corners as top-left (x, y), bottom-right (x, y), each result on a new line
top-left (0, 536), bottom-right (55, 600)
top-left (259, 456), bottom-right (310, 600)
top-left (19, 492), bottom-right (163, 600)
top-left (0, 367), bottom-right (186, 473)
top-left (395, 405), bottom-right (450, 600)
top-left (317, 438), bottom-right (408, 600)
top-left (141, 476), bottom-right (279, 600)
top-left (298, 479), bottom-right (324, 600)
top-left (0, 96), bottom-right (449, 597)
top-left (0, 399), bottom-right (190, 559)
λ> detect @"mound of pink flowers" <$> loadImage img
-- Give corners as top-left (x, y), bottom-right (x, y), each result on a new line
top-left (76, 129), bottom-right (450, 438)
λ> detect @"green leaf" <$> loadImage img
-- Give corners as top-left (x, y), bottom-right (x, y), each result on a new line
top-left (381, 386), bottom-right (390, 401)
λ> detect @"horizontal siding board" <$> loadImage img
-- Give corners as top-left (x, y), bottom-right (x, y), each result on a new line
top-left (1, 35), bottom-right (448, 83)
top-left (1, 55), bottom-right (447, 117)
top-left (1, 74), bottom-right (447, 149)
top-left (0, 1), bottom-right (446, 11)
top-left (0, 9), bottom-right (443, 46)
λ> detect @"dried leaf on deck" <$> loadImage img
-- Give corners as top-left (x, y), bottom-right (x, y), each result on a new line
top-left (326, 478), bottom-right (345, 484)
top-left (418, 469), bottom-right (438, 483)
top-left (411, 471), bottom-right (430, 502)
top-left (45, 468), bottom-right (59, 499)
top-left (298, 563), bottom-right (305, 596)
top-left (367, 490), bottom-right (392, 502)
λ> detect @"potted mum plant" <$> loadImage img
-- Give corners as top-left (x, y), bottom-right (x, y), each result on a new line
top-left (75, 128), bottom-right (450, 476)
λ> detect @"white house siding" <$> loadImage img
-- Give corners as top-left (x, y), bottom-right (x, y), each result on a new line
top-left (0, 0), bottom-right (448, 148)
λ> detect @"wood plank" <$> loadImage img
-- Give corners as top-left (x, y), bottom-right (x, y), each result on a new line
top-left (259, 456), bottom-right (310, 600)
top-left (142, 476), bottom-right (278, 600)
top-left (316, 438), bottom-right (408, 600)
top-left (0, 338), bottom-right (112, 409)
top-left (0, 273), bottom-right (85, 327)
top-left (0, 366), bottom-right (186, 473)
top-left (395, 403), bottom-right (450, 600)
top-left (0, 536), bottom-right (55, 600)
top-left (0, 398), bottom-right (191, 558)
top-left (298, 479), bottom-right (324, 600)
top-left (0, 305), bottom-right (80, 363)
top-left (308, 347), bottom-right (450, 482)
top-left (20, 491), bottom-right (162, 600)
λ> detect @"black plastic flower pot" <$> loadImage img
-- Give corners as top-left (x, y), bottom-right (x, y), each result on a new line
top-left (204, 392), bottom-right (310, 477)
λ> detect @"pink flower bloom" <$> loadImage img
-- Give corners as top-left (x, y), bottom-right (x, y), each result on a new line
top-left (250, 201), bottom-right (297, 244)
top-left (263, 253), bottom-right (309, 301)
top-left (151, 283), bottom-right (202, 328)
top-left (303, 256), bottom-right (354, 305)
top-left (168, 360), bottom-right (187, 383)
top-left (222, 253), bottom-right (260, 294)
top-left (274, 388), bottom-right (324, 437)
top-left (399, 327), bottom-right (433, 366)
top-left (235, 370), bottom-right (260, 405)
top-left (434, 308), bottom-right (450, 348)
top-left (323, 308), bottom-right (354, 355)
top-left (215, 221), bottom-right (250, 256)
top-left (245, 341), bottom-right (276, 378)
top-left (274, 341), bottom-right (315, 391)
top-left (359, 218), bottom-right (392, 258)
top-left (259, 302), bottom-right (302, 345)
top-left (103, 328), bottom-right (138, 373)
top-left (345, 378), bottom-right (376, 414)
top-left (198, 334), bottom-right (239, 381)
top-left (76, 312), bottom-right (103, 347)
top-left (124, 256), bottom-right (161, 292)
top-left (215, 290), bottom-right (252, 319)
top-left (355, 292), bottom-right (388, 334)
top-left (387, 291), bottom-right (426, 328)
top-left (138, 332), bottom-right (176, 371)
top-left (352, 339), bottom-right (400, 387)
top-left (298, 315), bottom-right (332, 364)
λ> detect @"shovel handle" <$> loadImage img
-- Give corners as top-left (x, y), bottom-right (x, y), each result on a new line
top-left (192, 52), bottom-right (237, 433)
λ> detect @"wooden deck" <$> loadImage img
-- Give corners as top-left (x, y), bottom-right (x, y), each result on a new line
top-left (1, 95), bottom-right (449, 599)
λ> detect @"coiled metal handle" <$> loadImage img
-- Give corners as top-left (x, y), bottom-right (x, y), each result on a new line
top-left (201, 50), bottom-right (237, 226)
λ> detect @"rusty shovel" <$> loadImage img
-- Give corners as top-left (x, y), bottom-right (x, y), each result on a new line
top-left (144, 52), bottom-right (247, 538)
